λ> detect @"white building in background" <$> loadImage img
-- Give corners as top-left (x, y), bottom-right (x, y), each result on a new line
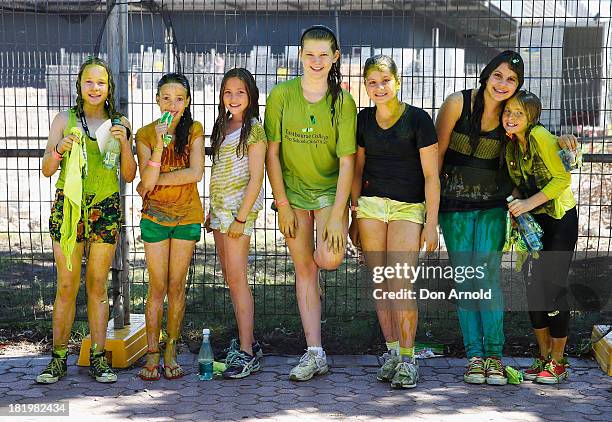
top-left (499, 0), bottom-right (610, 134)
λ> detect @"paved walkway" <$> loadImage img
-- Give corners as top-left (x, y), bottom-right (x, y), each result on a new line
top-left (0, 353), bottom-right (610, 421)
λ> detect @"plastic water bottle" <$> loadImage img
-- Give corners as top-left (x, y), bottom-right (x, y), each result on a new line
top-left (103, 118), bottom-right (122, 170)
top-left (198, 328), bottom-right (214, 381)
top-left (160, 111), bottom-right (174, 146)
top-left (507, 195), bottom-right (543, 252)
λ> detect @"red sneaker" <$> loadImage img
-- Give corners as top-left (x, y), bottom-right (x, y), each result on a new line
top-left (523, 356), bottom-right (546, 381)
top-left (535, 359), bottom-right (568, 384)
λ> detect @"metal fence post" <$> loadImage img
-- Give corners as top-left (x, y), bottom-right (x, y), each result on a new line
top-left (107, 0), bottom-right (130, 328)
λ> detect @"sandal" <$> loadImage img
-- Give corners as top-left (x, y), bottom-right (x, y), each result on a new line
top-left (163, 338), bottom-right (184, 380)
top-left (139, 351), bottom-right (161, 381)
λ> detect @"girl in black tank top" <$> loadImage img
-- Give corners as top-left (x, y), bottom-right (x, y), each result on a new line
top-left (436, 51), bottom-right (525, 386)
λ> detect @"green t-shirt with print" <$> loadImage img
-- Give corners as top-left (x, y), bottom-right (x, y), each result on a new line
top-left (264, 77), bottom-right (357, 210)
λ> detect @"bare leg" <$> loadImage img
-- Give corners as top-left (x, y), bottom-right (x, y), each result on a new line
top-left (313, 206), bottom-right (349, 271)
top-left (533, 327), bottom-right (552, 358)
top-left (141, 239), bottom-right (170, 379)
top-left (358, 218), bottom-right (398, 343)
top-left (85, 242), bottom-right (117, 351)
top-left (386, 220), bottom-right (422, 351)
top-left (285, 209), bottom-right (320, 346)
top-left (164, 238), bottom-right (196, 378)
top-left (214, 230), bottom-right (254, 355)
top-left (550, 337), bottom-right (567, 363)
top-left (51, 241), bottom-right (85, 349)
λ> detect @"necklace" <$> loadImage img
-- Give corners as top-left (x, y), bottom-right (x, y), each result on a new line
top-left (79, 113), bottom-right (97, 141)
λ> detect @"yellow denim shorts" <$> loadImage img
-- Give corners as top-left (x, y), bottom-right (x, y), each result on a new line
top-left (356, 196), bottom-right (425, 224)
top-left (209, 208), bottom-right (259, 236)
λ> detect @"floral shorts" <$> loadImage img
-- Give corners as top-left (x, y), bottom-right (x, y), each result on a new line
top-left (49, 189), bottom-right (122, 244)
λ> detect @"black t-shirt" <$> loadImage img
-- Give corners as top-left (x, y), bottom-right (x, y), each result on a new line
top-left (356, 104), bottom-right (437, 203)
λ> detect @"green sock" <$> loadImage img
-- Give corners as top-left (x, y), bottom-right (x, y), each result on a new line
top-left (386, 341), bottom-right (400, 354)
top-left (400, 346), bottom-right (414, 358)
top-left (53, 345), bottom-right (68, 358)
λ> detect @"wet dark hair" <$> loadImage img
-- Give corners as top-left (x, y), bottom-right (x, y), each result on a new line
top-left (362, 54), bottom-right (399, 83)
top-left (508, 90), bottom-right (542, 139)
top-left (157, 72), bottom-right (193, 155)
top-left (74, 57), bottom-right (120, 120)
top-left (469, 50), bottom-right (524, 153)
top-left (300, 25), bottom-right (343, 124)
top-left (210, 68), bottom-right (260, 163)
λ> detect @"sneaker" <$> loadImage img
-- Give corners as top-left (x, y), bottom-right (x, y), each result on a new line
top-left (36, 351), bottom-right (67, 384)
top-left (89, 349), bottom-right (117, 383)
top-left (223, 350), bottom-right (261, 379)
top-left (463, 356), bottom-right (486, 384)
top-left (225, 338), bottom-right (263, 360)
top-left (390, 358), bottom-right (419, 389)
top-left (523, 356), bottom-right (547, 381)
top-left (289, 350), bottom-right (328, 381)
top-left (485, 357), bottom-right (508, 385)
top-left (535, 359), bottom-right (568, 384)
top-left (376, 350), bottom-right (400, 382)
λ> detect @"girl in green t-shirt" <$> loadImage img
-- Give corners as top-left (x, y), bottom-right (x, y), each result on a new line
top-left (264, 25), bottom-right (357, 381)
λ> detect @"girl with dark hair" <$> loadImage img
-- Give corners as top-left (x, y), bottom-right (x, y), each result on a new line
top-left (350, 55), bottom-right (439, 389)
top-left (436, 51), bottom-right (577, 386)
top-left (503, 91), bottom-right (577, 384)
top-left (38, 57), bottom-right (137, 384)
top-left (206, 68), bottom-right (267, 379)
top-left (135, 73), bottom-right (205, 381)
top-left (265, 25), bottom-right (357, 381)
top-left (436, 50), bottom-right (524, 385)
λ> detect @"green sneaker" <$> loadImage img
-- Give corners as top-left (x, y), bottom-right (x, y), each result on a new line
top-left (390, 358), bottom-right (419, 389)
top-left (289, 350), bottom-right (328, 381)
top-left (89, 349), bottom-right (117, 383)
top-left (36, 351), bottom-right (67, 384)
top-left (464, 356), bottom-right (486, 384)
top-left (485, 357), bottom-right (508, 385)
top-left (376, 350), bottom-right (400, 382)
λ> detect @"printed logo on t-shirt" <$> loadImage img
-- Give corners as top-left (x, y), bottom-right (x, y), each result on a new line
top-left (285, 128), bottom-right (329, 145)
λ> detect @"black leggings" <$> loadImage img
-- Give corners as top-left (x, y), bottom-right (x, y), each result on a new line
top-left (523, 207), bottom-right (578, 338)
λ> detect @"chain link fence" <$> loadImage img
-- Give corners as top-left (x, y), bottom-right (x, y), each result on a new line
top-left (0, 1), bottom-right (610, 349)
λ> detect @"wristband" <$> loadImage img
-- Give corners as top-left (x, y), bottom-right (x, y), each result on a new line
top-left (53, 144), bottom-right (63, 160)
top-left (147, 160), bottom-right (161, 168)
top-left (275, 199), bottom-right (289, 207)
top-left (234, 216), bottom-right (246, 224)
top-left (153, 146), bottom-right (164, 153)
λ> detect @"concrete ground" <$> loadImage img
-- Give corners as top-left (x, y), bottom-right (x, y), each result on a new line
top-left (0, 353), bottom-right (610, 421)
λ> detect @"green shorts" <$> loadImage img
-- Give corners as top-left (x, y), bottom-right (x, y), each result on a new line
top-left (357, 196), bottom-right (425, 224)
top-left (140, 218), bottom-right (201, 243)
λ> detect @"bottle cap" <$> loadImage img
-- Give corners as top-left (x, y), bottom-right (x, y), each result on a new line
top-left (202, 328), bottom-right (210, 336)
top-left (506, 195), bottom-right (514, 203)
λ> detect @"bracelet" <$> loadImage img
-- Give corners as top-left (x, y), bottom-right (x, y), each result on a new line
top-left (53, 144), bottom-right (63, 160)
top-left (147, 160), bottom-right (161, 168)
top-left (275, 199), bottom-right (289, 207)
top-left (350, 205), bottom-right (358, 212)
top-left (153, 146), bottom-right (164, 153)
top-left (234, 216), bottom-right (246, 224)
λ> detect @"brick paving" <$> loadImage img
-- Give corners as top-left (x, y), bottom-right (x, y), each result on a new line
top-left (0, 353), bottom-right (610, 421)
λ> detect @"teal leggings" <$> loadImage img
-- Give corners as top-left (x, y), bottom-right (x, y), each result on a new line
top-left (439, 207), bottom-right (506, 358)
